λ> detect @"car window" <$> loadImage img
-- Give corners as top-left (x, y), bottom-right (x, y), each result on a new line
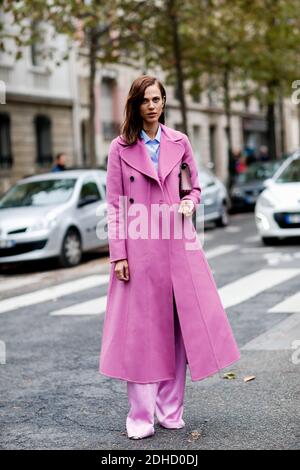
top-left (0, 179), bottom-right (76, 208)
top-left (275, 158), bottom-right (300, 183)
top-left (236, 162), bottom-right (281, 183)
top-left (79, 180), bottom-right (101, 201)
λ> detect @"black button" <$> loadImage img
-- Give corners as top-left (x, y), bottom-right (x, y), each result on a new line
top-left (130, 176), bottom-right (134, 181)
top-left (129, 197), bottom-right (134, 203)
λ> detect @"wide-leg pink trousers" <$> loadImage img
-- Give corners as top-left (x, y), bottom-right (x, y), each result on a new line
top-left (126, 291), bottom-right (188, 438)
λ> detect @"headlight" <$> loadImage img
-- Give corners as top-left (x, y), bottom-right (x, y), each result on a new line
top-left (258, 194), bottom-right (276, 208)
top-left (28, 217), bottom-right (58, 232)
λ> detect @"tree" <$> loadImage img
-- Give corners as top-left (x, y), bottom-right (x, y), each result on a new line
top-left (244, 0), bottom-right (300, 158)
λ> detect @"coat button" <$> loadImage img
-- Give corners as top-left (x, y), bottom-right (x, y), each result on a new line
top-left (130, 176), bottom-right (134, 181)
top-left (129, 197), bottom-right (134, 203)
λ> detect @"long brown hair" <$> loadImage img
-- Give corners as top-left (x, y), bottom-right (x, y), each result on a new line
top-left (120, 75), bottom-right (167, 145)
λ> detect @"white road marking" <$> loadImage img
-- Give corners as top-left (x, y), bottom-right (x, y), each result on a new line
top-left (219, 268), bottom-right (300, 309)
top-left (202, 232), bottom-right (215, 241)
top-left (242, 313), bottom-right (300, 350)
top-left (224, 226), bottom-right (241, 233)
top-left (0, 273), bottom-right (48, 293)
top-left (0, 274), bottom-right (110, 314)
top-left (263, 252), bottom-right (294, 266)
top-left (245, 235), bottom-right (260, 243)
top-left (50, 295), bottom-right (107, 316)
top-left (268, 292), bottom-right (300, 314)
top-left (240, 247), bottom-right (274, 253)
top-left (204, 245), bottom-right (239, 259)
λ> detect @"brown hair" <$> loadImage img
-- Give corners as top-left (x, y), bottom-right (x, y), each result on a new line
top-left (120, 75), bottom-right (167, 145)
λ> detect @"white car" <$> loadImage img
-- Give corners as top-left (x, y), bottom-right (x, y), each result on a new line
top-left (255, 151), bottom-right (300, 245)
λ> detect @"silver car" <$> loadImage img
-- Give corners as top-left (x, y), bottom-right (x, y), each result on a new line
top-left (196, 165), bottom-right (231, 228)
top-left (0, 170), bottom-right (108, 267)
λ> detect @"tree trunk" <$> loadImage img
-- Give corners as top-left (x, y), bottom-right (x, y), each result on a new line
top-left (168, 0), bottom-right (188, 136)
top-left (223, 68), bottom-right (233, 189)
top-left (266, 101), bottom-right (277, 160)
top-left (279, 88), bottom-right (285, 156)
top-left (88, 29), bottom-right (97, 167)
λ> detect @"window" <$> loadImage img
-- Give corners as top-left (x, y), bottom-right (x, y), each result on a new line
top-left (192, 125), bottom-right (201, 163)
top-left (101, 78), bottom-right (119, 141)
top-left (209, 125), bottom-right (216, 168)
top-left (79, 180), bottom-right (101, 202)
top-left (30, 21), bottom-right (45, 67)
top-left (0, 113), bottom-right (13, 169)
top-left (0, 179), bottom-right (76, 208)
top-left (34, 115), bottom-right (53, 166)
top-left (175, 123), bottom-right (185, 133)
top-left (174, 81), bottom-right (180, 101)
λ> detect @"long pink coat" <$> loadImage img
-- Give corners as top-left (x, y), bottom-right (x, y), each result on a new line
top-left (99, 123), bottom-right (240, 383)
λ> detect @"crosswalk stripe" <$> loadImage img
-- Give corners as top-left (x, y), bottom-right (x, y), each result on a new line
top-left (53, 268), bottom-right (300, 318)
top-left (204, 245), bottom-right (239, 259)
top-left (219, 268), bottom-right (300, 309)
top-left (224, 226), bottom-right (241, 233)
top-left (268, 292), bottom-right (300, 313)
top-left (0, 274), bottom-right (110, 314)
top-left (245, 235), bottom-right (260, 242)
top-left (242, 313), bottom-right (300, 350)
top-left (0, 273), bottom-right (48, 293)
top-left (50, 295), bottom-right (107, 316)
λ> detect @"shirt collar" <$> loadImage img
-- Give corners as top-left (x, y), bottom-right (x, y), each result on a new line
top-left (140, 124), bottom-right (161, 143)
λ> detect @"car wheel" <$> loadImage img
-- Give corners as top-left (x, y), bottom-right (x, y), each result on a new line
top-left (262, 236), bottom-right (279, 246)
top-left (215, 205), bottom-right (229, 227)
top-left (59, 228), bottom-right (82, 267)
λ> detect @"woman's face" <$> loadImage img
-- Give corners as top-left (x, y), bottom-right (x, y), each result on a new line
top-left (139, 84), bottom-right (164, 126)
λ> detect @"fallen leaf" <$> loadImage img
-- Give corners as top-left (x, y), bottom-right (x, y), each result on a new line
top-left (223, 372), bottom-right (236, 380)
top-left (244, 375), bottom-right (256, 382)
top-left (189, 430), bottom-right (202, 441)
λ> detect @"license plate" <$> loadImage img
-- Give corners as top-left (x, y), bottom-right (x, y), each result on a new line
top-left (0, 239), bottom-right (16, 248)
top-left (286, 214), bottom-right (300, 224)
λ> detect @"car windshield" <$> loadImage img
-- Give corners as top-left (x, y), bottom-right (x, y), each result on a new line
top-left (235, 162), bottom-right (281, 184)
top-left (275, 158), bottom-right (300, 183)
top-left (0, 179), bottom-right (77, 209)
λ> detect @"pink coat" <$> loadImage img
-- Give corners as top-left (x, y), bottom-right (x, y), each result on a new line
top-left (99, 123), bottom-right (240, 383)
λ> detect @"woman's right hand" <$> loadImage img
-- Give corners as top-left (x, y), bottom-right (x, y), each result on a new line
top-left (114, 259), bottom-right (130, 281)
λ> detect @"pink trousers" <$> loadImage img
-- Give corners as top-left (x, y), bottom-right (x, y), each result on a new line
top-left (126, 291), bottom-right (188, 438)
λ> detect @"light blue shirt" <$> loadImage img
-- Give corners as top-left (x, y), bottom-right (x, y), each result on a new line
top-left (140, 125), bottom-right (161, 173)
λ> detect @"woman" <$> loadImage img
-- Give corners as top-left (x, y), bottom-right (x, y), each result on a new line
top-left (99, 75), bottom-right (240, 440)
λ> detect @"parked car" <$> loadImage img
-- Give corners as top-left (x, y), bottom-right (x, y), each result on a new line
top-left (196, 165), bottom-right (231, 228)
top-left (255, 150), bottom-right (300, 245)
top-left (0, 170), bottom-right (108, 267)
top-left (230, 160), bottom-right (283, 212)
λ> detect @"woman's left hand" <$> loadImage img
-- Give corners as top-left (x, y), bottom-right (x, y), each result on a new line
top-left (178, 199), bottom-right (194, 217)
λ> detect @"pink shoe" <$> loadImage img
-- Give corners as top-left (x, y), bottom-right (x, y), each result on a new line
top-left (158, 420), bottom-right (185, 429)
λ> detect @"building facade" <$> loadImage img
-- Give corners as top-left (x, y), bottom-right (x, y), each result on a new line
top-left (0, 23), bottom-right (80, 194)
top-left (1, 28), bottom-right (300, 194)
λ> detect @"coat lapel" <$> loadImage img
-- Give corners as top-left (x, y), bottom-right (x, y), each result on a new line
top-left (118, 123), bottom-right (185, 189)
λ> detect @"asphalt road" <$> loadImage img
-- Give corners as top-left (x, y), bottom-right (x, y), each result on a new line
top-left (0, 213), bottom-right (299, 450)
